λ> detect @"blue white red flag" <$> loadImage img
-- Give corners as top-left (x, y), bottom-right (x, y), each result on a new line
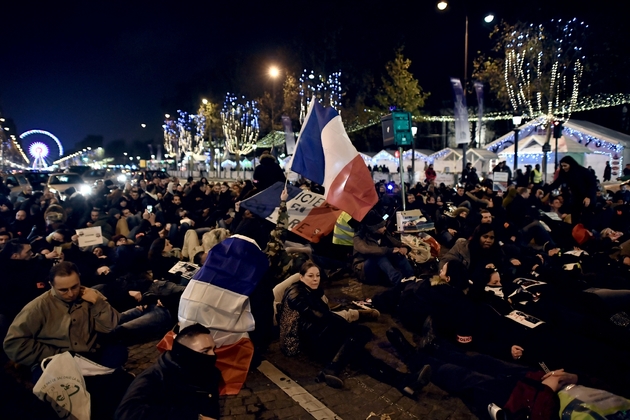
top-left (287, 100), bottom-right (378, 221)
top-left (240, 181), bottom-right (342, 243)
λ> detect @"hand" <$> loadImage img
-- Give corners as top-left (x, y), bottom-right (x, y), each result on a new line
top-left (41, 249), bottom-right (51, 255)
top-left (398, 247), bottom-right (408, 256)
top-left (235, 202), bottom-right (240, 212)
top-left (129, 291), bottom-right (142, 302)
top-left (199, 416), bottom-right (216, 420)
top-left (623, 256), bottom-right (630, 266)
top-left (281, 188), bottom-right (289, 202)
top-left (97, 266), bottom-right (111, 275)
top-left (393, 247), bottom-right (400, 254)
top-left (142, 210), bottom-right (150, 220)
top-left (583, 197), bottom-right (590, 207)
top-left (86, 222), bottom-right (93, 227)
top-left (510, 259), bottom-right (522, 266)
top-left (511, 345), bottom-right (524, 360)
top-left (81, 287), bottom-right (99, 304)
top-left (485, 263), bottom-right (495, 269)
top-left (510, 236), bottom-right (517, 242)
top-left (149, 213), bottom-right (157, 225)
top-left (447, 228), bottom-right (457, 235)
top-left (504, 222), bottom-right (510, 229)
top-left (71, 234), bottom-right (79, 243)
top-left (44, 250), bottom-right (59, 259)
top-left (548, 248), bottom-right (560, 257)
top-left (541, 369), bottom-right (578, 392)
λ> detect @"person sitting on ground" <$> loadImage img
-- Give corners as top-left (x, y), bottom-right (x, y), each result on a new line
top-left (115, 323), bottom-right (221, 420)
top-left (386, 328), bottom-right (630, 420)
top-left (279, 260), bottom-right (430, 396)
top-left (352, 210), bottom-right (414, 286)
top-left (3, 261), bottom-right (124, 381)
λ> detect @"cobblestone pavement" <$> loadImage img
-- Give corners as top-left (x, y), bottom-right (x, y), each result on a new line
top-left (126, 273), bottom-right (478, 420)
top-left (0, 273), bottom-right (477, 419)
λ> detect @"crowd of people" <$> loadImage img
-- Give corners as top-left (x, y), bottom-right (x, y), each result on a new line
top-left (2, 151), bottom-right (630, 419)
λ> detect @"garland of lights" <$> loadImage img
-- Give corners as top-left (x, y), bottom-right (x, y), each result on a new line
top-left (299, 70), bottom-right (342, 123)
top-left (221, 93), bottom-right (260, 159)
top-left (257, 130), bottom-right (297, 148)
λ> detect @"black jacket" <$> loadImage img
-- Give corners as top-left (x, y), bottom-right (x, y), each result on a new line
top-left (115, 352), bottom-right (221, 420)
top-left (285, 281), bottom-right (348, 343)
top-left (253, 155), bottom-right (285, 191)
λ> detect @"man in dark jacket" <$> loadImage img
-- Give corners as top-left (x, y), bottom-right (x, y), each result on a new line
top-left (352, 211), bottom-right (414, 285)
top-left (115, 323), bottom-right (221, 420)
top-left (548, 156), bottom-right (597, 226)
top-left (253, 151), bottom-right (285, 191)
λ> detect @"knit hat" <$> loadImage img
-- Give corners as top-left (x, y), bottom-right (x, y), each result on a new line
top-left (363, 210), bottom-right (387, 233)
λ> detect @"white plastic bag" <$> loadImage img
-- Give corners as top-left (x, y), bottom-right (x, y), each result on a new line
top-left (32, 352), bottom-right (91, 420)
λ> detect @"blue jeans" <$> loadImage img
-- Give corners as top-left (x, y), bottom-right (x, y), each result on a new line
top-left (116, 304), bottom-right (173, 338)
top-left (364, 254), bottom-right (414, 286)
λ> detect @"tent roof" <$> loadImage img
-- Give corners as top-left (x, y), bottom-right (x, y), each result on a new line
top-left (498, 135), bottom-right (593, 155)
top-left (431, 147), bottom-right (462, 160)
top-left (466, 149), bottom-right (497, 160)
top-left (566, 120), bottom-right (630, 147)
top-left (486, 118), bottom-right (630, 154)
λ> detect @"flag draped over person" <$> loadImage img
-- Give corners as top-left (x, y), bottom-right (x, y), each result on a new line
top-left (288, 99), bottom-right (378, 221)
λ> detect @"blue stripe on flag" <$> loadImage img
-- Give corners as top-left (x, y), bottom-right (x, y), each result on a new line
top-left (239, 182), bottom-right (301, 218)
top-left (193, 237), bottom-right (269, 296)
top-left (291, 101), bottom-right (338, 184)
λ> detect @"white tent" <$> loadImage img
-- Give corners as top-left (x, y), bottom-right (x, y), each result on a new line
top-left (430, 148), bottom-right (462, 173)
top-left (402, 150), bottom-right (431, 171)
top-left (371, 149), bottom-right (398, 172)
top-left (487, 118), bottom-right (630, 178)
top-left (465, 149), bottom-right (498, 174)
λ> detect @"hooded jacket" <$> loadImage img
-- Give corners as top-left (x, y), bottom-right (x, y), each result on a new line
top-left (115, 351), bottom-right (221, 420)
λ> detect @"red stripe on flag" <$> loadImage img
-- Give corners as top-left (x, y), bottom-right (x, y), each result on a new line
top-left (291, 202), bottom-right (342, 243)
top-left (326, 154), bottom-right (378, 221)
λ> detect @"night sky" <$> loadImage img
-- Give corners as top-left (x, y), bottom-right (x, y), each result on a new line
top-left (0, 0), bottom-right (624, 157)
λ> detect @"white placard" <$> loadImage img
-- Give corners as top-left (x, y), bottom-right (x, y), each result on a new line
top-left (435, 172), bottom-right (456, 186)
top-left (76, 227), bottom-right (103, 247)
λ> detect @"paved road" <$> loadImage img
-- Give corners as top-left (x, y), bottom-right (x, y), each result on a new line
top-left (126, 273), bottom-right (477, 420)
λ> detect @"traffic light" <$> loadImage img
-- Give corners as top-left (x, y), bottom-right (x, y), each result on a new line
top-left (553, 121), bottom-right (564, 138)
top-left (381, 111), bottom-right (413, 147)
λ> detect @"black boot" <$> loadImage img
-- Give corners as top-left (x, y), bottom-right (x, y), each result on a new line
top-left (386, 327), bottom-right (416, 361)
top-left (358, 353), bottom-right (420, 398)
top-left (318, 337), bottom-right (362, 388)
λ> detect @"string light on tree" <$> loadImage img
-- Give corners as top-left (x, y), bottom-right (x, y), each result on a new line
top-left (299, 69), bottom-right (342, 123)
top-left (221, 93), bottom-right (260, 170)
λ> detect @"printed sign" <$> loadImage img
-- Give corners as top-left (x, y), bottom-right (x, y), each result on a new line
top-left (76, 226), bottom-right (103, 247)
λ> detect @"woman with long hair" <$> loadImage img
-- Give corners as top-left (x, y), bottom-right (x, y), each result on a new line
top-left (279, 261), bottom-right (430, 396)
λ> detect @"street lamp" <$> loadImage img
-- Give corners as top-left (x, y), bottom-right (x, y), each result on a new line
top-left (202, 98), bottom-right (208, 105)
top-left (269, 65), bottom-right (280, 132)
top-left (512, 115), bottom-right (522, 172)
top-left (437, 2), bottom-right (495, 173)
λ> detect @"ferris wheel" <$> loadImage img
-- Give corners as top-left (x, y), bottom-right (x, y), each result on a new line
top-left (19, 130), bottom-right (64, 169)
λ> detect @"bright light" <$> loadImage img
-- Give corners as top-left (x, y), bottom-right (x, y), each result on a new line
top-left (202, 99), bottom-right (208, 105)
top-left (129, 157), bottom-right (133, 160)
top-left (484, 14), bottom-right (495, 23)
top-left (124, 152), bottom-right (128, 156)
top-left (308, 74), bottom-right (315, 80)
top-left (165, 114), bottom-right (170, 119)
top-left (117, 174), bottom-right (127, 183)
top-left (136, 156), bottom-right (141, 160)
top-left (513, 115), bottom-right (523, 126)
top-left (269, 66), bottom-right (280, 78)
top-left (3, 127), bottom-right (9, 131)
top-left (437, 1), bottom-right (448, 10)
top-left (412, 126), bottom-right (418, 135)
top-left (141, 123), bottom-right (147, 128)
top-left (80, 185), bottom-right (92, 195)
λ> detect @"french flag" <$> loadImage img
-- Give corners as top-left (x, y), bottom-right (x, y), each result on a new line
top-left (288, 100), bottom-right (378, 221)
top-left (178, 234), bottom-right (269, 394)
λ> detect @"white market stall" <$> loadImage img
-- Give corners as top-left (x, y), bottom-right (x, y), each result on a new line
top-left (465, 149), bottom-right (498, 174)
top-left (486, 118), bottom-right (630, 178)
top-left (370, 149), bottom-right (399, 172)
top-left (430, 148), bottom-right (462, 173)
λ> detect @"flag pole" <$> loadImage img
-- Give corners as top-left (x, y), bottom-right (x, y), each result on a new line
top-left (399, 146), bottom-right (406, 211)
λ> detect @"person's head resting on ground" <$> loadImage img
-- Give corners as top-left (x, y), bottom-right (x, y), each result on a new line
top-left (299, 260), bottom-right (321, 290)
top-left (48, 261), bottom-right (82, 303)
top-left (171, 323), bottom-right (218, 380)
top-left (0, 238), bottom-right (32, 260)
top-left (437, 260), bottom-right (469, 292)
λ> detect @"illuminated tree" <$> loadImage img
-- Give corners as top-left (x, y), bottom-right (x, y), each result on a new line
top-left (221, 93), bottom-right (260, 169)
top-left (299, 69), bottom-right (343, 123)
top-left (473, 20), bottom-right (586, 126)
top-left (376, 49), bottom-right (430, 117)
